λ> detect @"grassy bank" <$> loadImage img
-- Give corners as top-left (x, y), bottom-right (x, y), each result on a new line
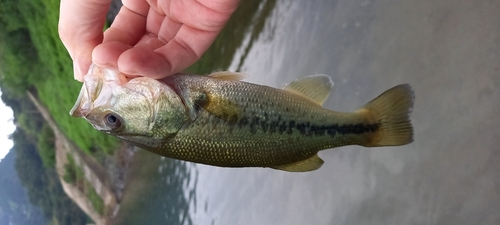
top-left (63, 154), bottom-right (105, 215)
top-left (1, 0), bottom-right (275, 155)
top-left (35, 0), bottom-right (118, 154)
top-left (2, 0), bottom-right (119, 154)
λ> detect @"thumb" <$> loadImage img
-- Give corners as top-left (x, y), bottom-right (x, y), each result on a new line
top-left (59, 0), bottom-right (112, 81)
top-left (71, 41), bottom-right (101, 81)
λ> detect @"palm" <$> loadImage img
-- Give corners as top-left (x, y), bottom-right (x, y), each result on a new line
top-left (93, 0), bottom-right (239, 78)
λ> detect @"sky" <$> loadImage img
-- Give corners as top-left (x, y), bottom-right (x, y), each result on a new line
top-left (0, 90), bottom-right (16, 161)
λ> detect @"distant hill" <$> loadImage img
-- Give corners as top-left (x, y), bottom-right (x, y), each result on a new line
top-left (0, 150), bottom-right (46, 225)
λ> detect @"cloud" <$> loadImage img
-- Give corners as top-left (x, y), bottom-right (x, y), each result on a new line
top-left (0, 91), bottom-right (16, 161)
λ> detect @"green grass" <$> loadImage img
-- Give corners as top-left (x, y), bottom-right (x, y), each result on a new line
top-left (11, 0), bottom-right (273, 155)
top-left (63, 154), bottom-right (105, 215)
top-left (62, 154), bottom-right (78, 184)
top-left (85, 181), bottom-right (105, 215)
top-left (19, 0), bottom-right (119, 154)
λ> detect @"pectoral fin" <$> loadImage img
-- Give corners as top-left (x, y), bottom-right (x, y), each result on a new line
top-left (271, 154), bottom-right (324, 172)
top-left (200, 72), bottom-right (246, 121)
top-left (198, 92), bottom-right (240, 122)
top-left (283, 75), bottom-right (333, 106)
top-left (180, 87), bottom-right (240, 122)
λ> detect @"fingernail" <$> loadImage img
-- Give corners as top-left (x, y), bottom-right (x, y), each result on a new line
top-left (74, 59), bottom-right (91, 82)
top-left (73, 61), bottom-right (84, 82)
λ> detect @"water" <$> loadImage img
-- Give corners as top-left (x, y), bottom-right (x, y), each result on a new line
top-left (113, 0), bottom-right (500, 224)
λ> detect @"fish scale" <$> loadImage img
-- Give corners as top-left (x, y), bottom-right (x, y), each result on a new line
top-left (150, 75), bottom-right (387, 167)
top-left (71, 66), bottom-right (414, 172)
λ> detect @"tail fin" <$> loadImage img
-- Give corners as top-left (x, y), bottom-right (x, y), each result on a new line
top-left (357, 84), bottom-right (414, 147)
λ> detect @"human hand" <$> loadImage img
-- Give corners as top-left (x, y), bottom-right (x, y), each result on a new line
top-left (59, 0), bottom-right (239, 81)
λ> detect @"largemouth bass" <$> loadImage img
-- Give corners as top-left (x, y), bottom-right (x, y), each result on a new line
top-left (70, 65), bottom-right (414, 172)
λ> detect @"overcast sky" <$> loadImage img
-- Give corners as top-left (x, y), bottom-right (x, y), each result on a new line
top-left (0, 90), bottom-right (16, 161)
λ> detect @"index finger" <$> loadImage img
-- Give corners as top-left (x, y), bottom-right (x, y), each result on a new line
top-left (92, 0), bottom-right (150, 69)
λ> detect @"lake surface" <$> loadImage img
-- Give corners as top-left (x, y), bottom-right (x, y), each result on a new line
top-left (112, 0), bottom-right (500, 224)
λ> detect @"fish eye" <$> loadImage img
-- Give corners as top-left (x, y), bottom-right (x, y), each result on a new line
top-left (104, 113), bottom-right (123, 130)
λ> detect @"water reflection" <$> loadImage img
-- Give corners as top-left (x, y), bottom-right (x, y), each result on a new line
top-left (233, 0), bottom-right (277, 71)
top-left (111, 1), bottom-right (278, 224)
top-left (186, 0), bottom-right (277, 74)
top-left (111, 152), bottom-right (199, 225)
top-left (112, 0), bottom-right (500, 224)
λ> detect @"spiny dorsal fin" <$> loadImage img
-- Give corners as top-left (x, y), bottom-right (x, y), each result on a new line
top-left (282, 75), bottom-right (333, 106)
top-left (208, 71), bottom-right (248, 81)
top-left (271, 154), bottom-right (324, 172)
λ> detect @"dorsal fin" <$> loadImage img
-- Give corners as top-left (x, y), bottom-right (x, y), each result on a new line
top-left (282, 75), bottom-right (333, 105)
top-left (271, 154), bottom-right (324, 172)
top-left (208, 71), bottom-right (248, 81)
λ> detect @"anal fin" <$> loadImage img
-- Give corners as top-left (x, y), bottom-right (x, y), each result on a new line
top-left (271, 154), bottom-right (324, 172)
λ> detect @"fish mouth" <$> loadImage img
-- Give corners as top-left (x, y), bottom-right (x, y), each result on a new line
top-left (70, 76), bottom-right (104, 118)
top-left (70, 64), bottom-right (129, 118)
top-left (70, 80), bottom-right (92, 117)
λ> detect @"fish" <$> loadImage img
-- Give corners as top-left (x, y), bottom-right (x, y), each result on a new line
top-left (70, 65), bottom-right (414, 172)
